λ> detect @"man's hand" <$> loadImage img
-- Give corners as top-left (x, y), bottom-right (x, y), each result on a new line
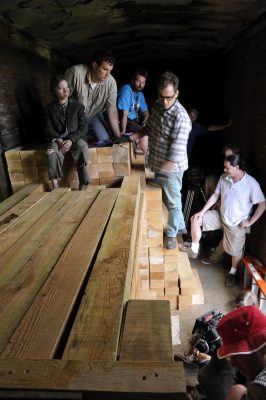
top-left (191, 211), bottom-right (204, 222)
top-left (60, 139), bottom-right (72, 154)
top-left (239, 219), bottom-right (251, 228)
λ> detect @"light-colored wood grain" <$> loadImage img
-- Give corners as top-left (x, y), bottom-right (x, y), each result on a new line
top-left (97, 147), bottom-right (113, 163)
top-left (0, 189), bottom-right (103, 355)
top-left (119, 300), bottom-right (173, 361)
top-left (20, 151), bottom-right (39, 183)
top-left (0, 183), bottom-right (44, 216)
top-left (1, 189), bottom-right (118, 359)
top-left (0, 360), bottom-right (186, 398)
top-left (63, 176), bottom-right (140, 361)
top-left (112, 143), bottom-right (130, 163)
top-left (192, 268), bottom-right (204, 305)
top-left (0, 192), bottom-right (48, 234)
top-left (0, 188), bottom-right (69, 260)
top-left (4, 151), bottom-right (24, 182)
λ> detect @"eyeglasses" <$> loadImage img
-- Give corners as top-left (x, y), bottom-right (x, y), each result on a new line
top-left (158, 94), bottom-right (176, 101)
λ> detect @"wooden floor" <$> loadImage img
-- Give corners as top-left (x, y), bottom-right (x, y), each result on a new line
top-left (0, 180), bottom-right (186, 399)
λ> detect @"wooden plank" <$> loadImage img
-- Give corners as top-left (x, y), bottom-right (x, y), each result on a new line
top-left (0, 189), bottom-right (104, 355)
top-left (0, 192), bottom-right (48, 234)
top-left (119, 300), bottom-right (173, 361)
top-left (192, 269), bottom-right (204, 305)
top-left (98, 162), bottom-right (114, 178)
top-left (63, 176), bottom-right (140, 361)
top-left (113, 162), bottom-right (131, 177)
top-left (20, 150), bottom-right (39, 183)
top-left (4, 150), bottom-right (24, 182)
top-left (1, 189), bottom-right (118, 359)
top-left (0, 183), bottom-right (44, 216)
top-left (112, 143), bottom-right (130, 163)
top-left (0, 188), bottom-right (69, 261)
top-left (0, 360), bottom-right (186, 398)
top-left (97, 147), bottom-right (113, 163)
top-left (88, 148), bottom-right (98, 164)
top-left (35, 150), bottom-right (49, 181)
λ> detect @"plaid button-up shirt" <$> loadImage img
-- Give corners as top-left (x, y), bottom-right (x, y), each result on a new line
top-left (143, 99), bottom-right (191, 172)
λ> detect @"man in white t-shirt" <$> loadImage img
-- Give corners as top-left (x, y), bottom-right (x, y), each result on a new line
top-left (179, 154), bottom-right (266, 287)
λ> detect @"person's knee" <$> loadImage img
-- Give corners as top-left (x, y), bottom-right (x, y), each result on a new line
top-left (47, 149), bottom-right (56, 156)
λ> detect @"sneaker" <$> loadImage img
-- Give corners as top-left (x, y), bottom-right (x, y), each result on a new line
top-left (166, 237), bottom-right (176, 249)
top-left (178, 243), bottom-right (198, 259)
top-left (225, 273), bottom-right (237, 287)
top-left (201, 256), bottom-right (217, 265)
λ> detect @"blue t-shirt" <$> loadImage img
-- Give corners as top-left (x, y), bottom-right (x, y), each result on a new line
top-left (117, 83), bottom-right (148, 121)
top-left (187, 121), bottom-right (208, 159)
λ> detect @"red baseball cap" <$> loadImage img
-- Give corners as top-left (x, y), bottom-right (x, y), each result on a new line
top-left (217, 305), bottom-right (266, 359)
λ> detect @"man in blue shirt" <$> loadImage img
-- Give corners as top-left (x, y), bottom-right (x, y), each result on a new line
top-left (117, 68), bottom-right (149, 135)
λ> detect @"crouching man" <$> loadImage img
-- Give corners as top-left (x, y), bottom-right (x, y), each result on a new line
top-left (179, 154), bottom-right (265, 287)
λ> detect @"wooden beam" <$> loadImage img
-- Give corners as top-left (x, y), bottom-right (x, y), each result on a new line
top-left (63, 176), bottom-right (140, 361)
top-left (0, 183), bottom-right (44, 216)
top-left (119, 300), bottom-right (173, 362)
top-left (0, 188), bottom-right (104, 355)
top-left (1, 189), bottom-right (118, 359)
top-left (0, 360), bottom-right (186, 399)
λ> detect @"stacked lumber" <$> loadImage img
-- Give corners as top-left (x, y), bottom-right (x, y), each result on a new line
top-left (0, 178), bottom-right (186, 399)
top-left (132, 185), bottom-right (202, 310)
top-left (5, 143), bottom-right (131, 192)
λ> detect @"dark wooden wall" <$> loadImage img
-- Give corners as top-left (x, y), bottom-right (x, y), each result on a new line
top-left (0, 23), bottom-right (63, 199)
top-left (223, 28), bottom-right (266, 264)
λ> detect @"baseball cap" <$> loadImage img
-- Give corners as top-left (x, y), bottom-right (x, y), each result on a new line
top-left (217, 305), bottom-right (266, 359)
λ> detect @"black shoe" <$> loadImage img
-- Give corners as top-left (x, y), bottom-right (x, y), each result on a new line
top-left (79, 183), bottom-right (89, 190)
top-left (166, 237), bottom-right (176, 249)
top-left (225, 273), bottom-right (237, 287)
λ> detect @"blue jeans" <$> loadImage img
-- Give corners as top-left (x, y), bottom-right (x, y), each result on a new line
top-left (87, 112), bottom-right (111, 142)
top-left (155, 171), bottom-right (186, 237)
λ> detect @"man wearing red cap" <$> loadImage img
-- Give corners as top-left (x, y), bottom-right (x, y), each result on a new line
top-left (217, 305), bottom-right (266, 399)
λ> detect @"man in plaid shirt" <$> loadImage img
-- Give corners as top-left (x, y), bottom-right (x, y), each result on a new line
top-left (131, 71), bottom-right (191, 249)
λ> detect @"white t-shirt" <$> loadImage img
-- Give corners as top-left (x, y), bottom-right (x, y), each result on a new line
top-left (215, 173), bottom-right (265, 226)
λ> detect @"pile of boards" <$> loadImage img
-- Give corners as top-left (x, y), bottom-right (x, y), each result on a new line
top-left (5, 143), bottom-right (131, 192)
top-left (0, 178), bottom-right (186, 399)
top-left (131, 185), bottom-right (204, 311)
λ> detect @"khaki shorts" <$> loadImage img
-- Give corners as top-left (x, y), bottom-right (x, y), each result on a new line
top-left (202, 210), bottom-right (247, 257)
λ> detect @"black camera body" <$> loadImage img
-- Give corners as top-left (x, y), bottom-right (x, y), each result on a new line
top-left (191, 309), bottom-right (224, 356)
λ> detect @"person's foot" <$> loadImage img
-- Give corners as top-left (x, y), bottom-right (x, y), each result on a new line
top-left (178, 243), bottom-right (198, 259)
top-left (166, 237), bottom-right (176, 249)
top-left (79, 183), bottom-right (89, 190)
top-left (177, 228), bottom-right (188, 235)
top-left (225, 273), bottom-right (237, 287)
top-left (201, 256), bottom-right (217, 264)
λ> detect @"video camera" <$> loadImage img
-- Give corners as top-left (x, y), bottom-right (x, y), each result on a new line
top-left (191, 309), bottom-right (224, 356)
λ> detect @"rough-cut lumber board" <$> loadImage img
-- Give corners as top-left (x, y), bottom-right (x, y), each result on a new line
top-left (192, 269), bottom-right (204, 305)
top-left (177, 295), bottom-right (192, 311)
top-left (35, 150), bottom-right (49, 181)
top-left (0, 183), bottom-right (44, 216)
top-left (0, 188), bottom-right (69, 260)
top-left (0, 190), bottom-right (73, 285)
top-left (11, 181), bottom-right (26, 193)
top-left (113, 162), bottom-right (131, 177)
top-left (112, 143), bottom-right (130, 163)
top-left (0, 360), bottom-right (186, 399)
top-left (0, 189), bottom-right (104, 355)
top-left (119, 300), bottom-right (173, 361)
top-left (177, 252), bottom-right (194, 283)
top-left (97, 147), bottom-right (113, 163)
top-left (1, 189), bottom-right (118, 359)
top-left (4, 150), bottom-right (24, 182)
top-left (20, 151), bottom-right (39, 183)
top-left (88, 163), bottom-right (99, 179)
top-left (0, 192), bottom-right (48, 234)
top-left (88, 148), bottom-right (98, 164)
top-left (63, 176), bottom-right (140, 361)
top-left (98, 162), bottom-right (114, 178)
